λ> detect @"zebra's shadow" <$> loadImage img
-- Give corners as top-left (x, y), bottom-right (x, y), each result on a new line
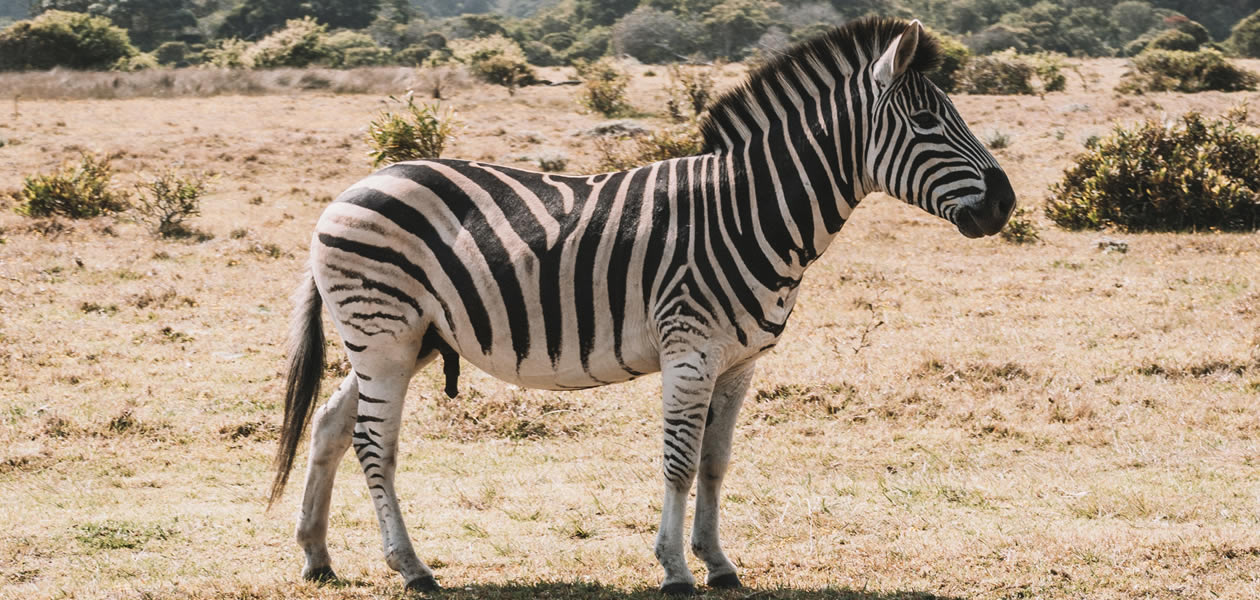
top-left (400, 580), bottom-right (964, 599)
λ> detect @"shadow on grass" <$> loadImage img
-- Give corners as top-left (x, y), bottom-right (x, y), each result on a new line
top-left (390, 580), bottom-right (962, 600)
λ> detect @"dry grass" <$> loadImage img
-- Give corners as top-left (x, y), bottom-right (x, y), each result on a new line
top-left (1, 59), bottom-right (1259, 599)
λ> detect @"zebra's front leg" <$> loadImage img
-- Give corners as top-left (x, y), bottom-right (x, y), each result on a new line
top-left (353, 372), bottom-right (438, 591)
top-left (655, 354), bottom-right (717, 595)
top-left (691, 362), bottom-right (755, 589)
top-left (295, 374), bottom-right (359, 582)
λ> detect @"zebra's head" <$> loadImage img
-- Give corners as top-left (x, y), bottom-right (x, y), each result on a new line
top-left (865, 20), bottom-right (1016, 238)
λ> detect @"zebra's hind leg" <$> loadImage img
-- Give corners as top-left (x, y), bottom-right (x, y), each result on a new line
top-left (691, 362), bottom-right (755, 589)
top-left (295, 374), bottom-right (360, 582)
top-left (352, 368), bottom-right (438, 592)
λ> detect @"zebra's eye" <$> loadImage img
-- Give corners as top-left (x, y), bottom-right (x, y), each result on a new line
top-left (910, 111), bottom-right (939, 129)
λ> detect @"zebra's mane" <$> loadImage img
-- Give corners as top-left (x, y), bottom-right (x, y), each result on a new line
top-left (699, 16), bottom-right (942, 153)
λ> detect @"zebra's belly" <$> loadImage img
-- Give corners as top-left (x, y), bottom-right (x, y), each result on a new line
top-left (452, 329), bottom-right (663, 391)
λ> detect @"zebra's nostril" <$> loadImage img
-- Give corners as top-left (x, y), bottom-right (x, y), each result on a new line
top-left (982, 167), bottom-right (1016, 217)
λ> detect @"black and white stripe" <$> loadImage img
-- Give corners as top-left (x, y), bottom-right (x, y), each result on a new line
top-left (273, 16), bottom-right (1015, 594)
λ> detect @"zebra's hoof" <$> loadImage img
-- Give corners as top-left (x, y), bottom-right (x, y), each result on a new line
top-left (660, 581), bottom-right (696, 596)
top-left (405, 575), bottom-right (440, 592)
top-left (707, 572), bottom-right (742, 589)
top-left (302, 565), bottom-right (337, 583)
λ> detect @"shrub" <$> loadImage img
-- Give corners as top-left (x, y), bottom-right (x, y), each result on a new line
top-left (564, 25), bottom-right (610, 64)
top-left (366, 93), bottom-right (458, 168)
top-left (19, 154), bottom-right (128, 219)
top-left (1046, 111), bottom-right (1260, 232)
top-left (133, 169), bottom-right (212, 238)
top-left (1228, 10), bottom-right (1260, 58)
top-left (926, 31), bottom-right (970, 93)
top-left (113, 52), bottom-right (159, 72)
top-left (1147, 29), bottom-right (1200, 52)
top-left (577, 57), bottom-right (631, 117)
top-left (325, 30), bottom-right (392, 67)
top-left (0, 10), bottom-right (137, 71)
top-left (1118, 49), bottom-right (1258, 93)
top-left (1032, 52), bottom-right (1068, 92)
top-left (244, 17), bottom-right (336, 69)
top-left (594, 124), bottom-right (702, 172)
top-left (449, 34), bottom-right (536, 93)
top-left (999, 207), bottom-right (1040, 244)
top-left (959, 49), bottom-right (1034, 95)
top-left (203, 38), bottom-right (252, 69)
top-left (665, 64), bottom-right (716, 122)
top-left (153, 41), bottom-right (192, 67)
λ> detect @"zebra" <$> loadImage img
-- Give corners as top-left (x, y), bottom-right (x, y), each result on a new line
top-left (269, 16), bottom-right (1014, 594)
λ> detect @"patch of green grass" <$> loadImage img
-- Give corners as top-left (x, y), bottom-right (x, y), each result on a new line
top-left (75, 520), bottom-right (174, 550)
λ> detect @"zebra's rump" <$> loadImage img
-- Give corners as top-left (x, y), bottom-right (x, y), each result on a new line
top-left (310, 159), bottom-right (671, 389)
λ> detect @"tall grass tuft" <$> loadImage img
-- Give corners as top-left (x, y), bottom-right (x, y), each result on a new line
top-left (366, 92), bottom-right (458, 168)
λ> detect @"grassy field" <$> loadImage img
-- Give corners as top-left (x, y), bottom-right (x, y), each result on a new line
top-left (1, 59), bottom-right (1259, 599)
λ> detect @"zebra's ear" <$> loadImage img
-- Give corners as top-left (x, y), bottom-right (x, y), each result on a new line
top-left (873, 20), bottom-right (922, 89)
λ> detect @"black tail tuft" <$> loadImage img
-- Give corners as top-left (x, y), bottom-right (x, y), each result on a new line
top-left (268, 270), bottom-right (325, 508)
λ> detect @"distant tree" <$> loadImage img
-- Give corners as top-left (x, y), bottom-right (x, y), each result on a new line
top-left (1110, 1), bottom-right (1160, 45)
top-left (611, 7), bottom-right (700, 63)
top-left (412, 0), bottom-right (494, 18)
top-left (34, 0), bottom-right (197, 49)
top-left (701, 0), bottom-right (775, 58)
top-left (573, 0), bottom-right (638, 27)
top-left (1229, 10), bottom-right (1260, 58)
top-left (217, 0), bottom-right (381, 40)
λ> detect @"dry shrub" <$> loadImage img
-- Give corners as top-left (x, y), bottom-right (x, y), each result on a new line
top-left (1135, 358), bottom-right (1256, 379)
top-left (747, 382), bottom-right (859, 424)
top-left (449, 34), bottom-right (535, 93)
top-left (19, 154), bottom-right (128, 219)
top-left (918, 359), bottom-right (1032, 391)
top-left (366, 92), bottom-right (458, 168)
top-left (665, 64), bottom-right (717, 122)
top-left (576, 58), bottom-right (631, 118)
top-left (959, 50), bottom-right (1065, 95)
top-left (593, 124), bottom-right (702, 172)
top-left (1118, 49), bottom-right (1258, 94)
top-left (428, 389), bottom-right (585, 442)
top-left (132, 169), bottom-right (212, 238)
top-left (1047, 111), bottom-right (1260, 232)
top-left (219, 421), bottom-right (279, 441)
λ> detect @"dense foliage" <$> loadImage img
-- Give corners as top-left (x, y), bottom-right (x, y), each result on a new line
top-left (366, 93), bottom-right (458, 167)
top-left (0, 10), bottom-right (136, 70)
top-left (19, 154), bottom-right (129, 219)
top-left (1046, 111), bottom-right (1260, 232)
top-left (0, 0), bottom-right (1258, 72)
top-left (1118, 48), bottom-right (1258, 93)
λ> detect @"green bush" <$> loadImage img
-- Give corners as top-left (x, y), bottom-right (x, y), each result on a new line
top-left (576, 58), bottom-right (632, 117)
top-left (959, 49), bottom-right (1034, 95)
top-left (1046, 111), bottom-right (1260, 232)
top-left (366, 93), bottom-right (458, 168)
top-left (926, 31), bottom-right (970, 93)
top-left (153, 41), bottom-right (192, 67)
top-left (245, 17), bottom-right (336, 69)
top-left (133, 169), bottom-right (212, 238)
top-left (1228, 10), bottom-right (1260, 58)
top-left (113, 52), bottom-right (158, 72)
top-left (325, 30), bottom-right (392, 67)
top-left (1118, 49), bottom-right (1258, 93)
top-left (449, 34), bottom-right (536, 93)
top-left (203, 38), bottom-right (252, 68)
top-left (0, 10), bottom-right (137, 71)
top-left (19, 154), bottom-right (128, 219)
top-left (1147, 29), bottom-right (1200, 52)
top-left (999, 207), bottom-right (1040, 244)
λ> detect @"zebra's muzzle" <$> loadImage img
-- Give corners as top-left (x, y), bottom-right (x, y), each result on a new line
top-left (955, 168), bottom-right (1015, 238)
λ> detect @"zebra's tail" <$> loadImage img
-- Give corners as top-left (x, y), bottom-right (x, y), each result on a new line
top-left (268, 269), bottom-right (325, 508)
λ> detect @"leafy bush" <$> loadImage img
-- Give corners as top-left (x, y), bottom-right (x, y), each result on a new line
top-left (1146, 29), bottom-right (1200, 52)
top-left (665, 64), bottom-right (716, 122)
top-left (244, 17), bottom-right (336, 69)
top-left (153, 41), bottom-right (194, 67)
top-left (19, 154), bottom-right (128, 219)
top-left (0, 10), bottom-right (137, 71)
top-left (1046, 111), bottom-right (1260, 232)
top-left (926, 31), bottom-right (970, 93)
top-left (113, 52), bottom-right (158, 72)
top-left (564, 25), bottom-right (610, 63)
top-left (325, 30), bottom-right (392, 67)
top-left (1118, 49), bottom-right (1258, 93)
top-left (959, 50), bottom-right (1066, 95)
top-left (959, 49), bottom-right (1034, 95)
top-left (366, 93), bottom-right (458, 168)
top-left (1228, 9), bottom-right (1260, 58)
top-left (999, 207), bottom-right (1040, 244)
top-left (611, 7), bottom-right (699, 64)
top-left (449, 34), bottom-right (536, 93)
top-left (577, 58), bottom-right (631, 117)
top-left (203, 38), bottom-right (252, 69)
top-left (133, 169), bottom-right (212, 238)
top-left (594, 124), bottom-right (702, 172)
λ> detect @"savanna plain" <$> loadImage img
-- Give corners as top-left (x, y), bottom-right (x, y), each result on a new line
top-left (1, 60), bottom-right (1259, 600)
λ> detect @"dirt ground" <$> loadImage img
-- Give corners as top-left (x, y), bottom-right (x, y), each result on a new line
top-left (0, 58), bottom-right (1259, 599)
